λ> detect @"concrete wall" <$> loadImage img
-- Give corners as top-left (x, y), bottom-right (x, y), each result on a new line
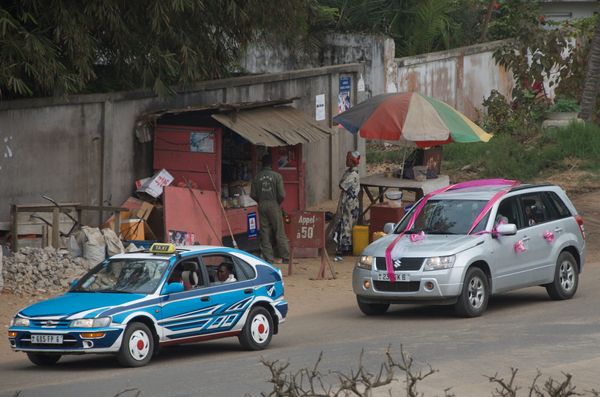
top-left (540, 1), bottom-right (598, 22)
top-left (242, 34), bottom-right (396, 99)
top-left (395, 41), bottom-right (514, 120)
top-left (0, 65), bottom-right (362, 223)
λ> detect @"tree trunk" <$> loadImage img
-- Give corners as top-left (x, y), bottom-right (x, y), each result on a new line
top-left (580, 9), bottom-right (600, 122)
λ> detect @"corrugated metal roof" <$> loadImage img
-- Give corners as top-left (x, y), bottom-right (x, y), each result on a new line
top-left (212, 106), bottom-right (335, 147)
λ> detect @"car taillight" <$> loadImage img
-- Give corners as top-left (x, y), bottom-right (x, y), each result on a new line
top-left (576, 215), bottom-right (585, 240)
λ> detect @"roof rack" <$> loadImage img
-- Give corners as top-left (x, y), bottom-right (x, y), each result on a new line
top-left (510, 183), bottom-right (553, 192)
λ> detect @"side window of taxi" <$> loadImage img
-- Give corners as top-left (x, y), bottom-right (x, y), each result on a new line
top-left (201, 254), bottom-right (240, 285)
top-left (168, 257), bottom-right (204, 291)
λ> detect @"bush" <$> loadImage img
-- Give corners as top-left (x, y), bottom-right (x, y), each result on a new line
top-left (547, 97), bottom-right (581, 113)
top-left (444, 121), bottom-right (600, 182)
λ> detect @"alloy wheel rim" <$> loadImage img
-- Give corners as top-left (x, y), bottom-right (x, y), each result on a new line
top-left (250, 314), bottom-right (270, 344)
top-left (468, 276), bottom-right (485, 309)
top-left (128, 330), bottom-right (150, 361)
top-left (559, 261), bottom-right (575, 292)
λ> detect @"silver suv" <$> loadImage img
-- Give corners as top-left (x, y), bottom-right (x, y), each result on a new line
top-left (353, 183), bottom-right (586, 317)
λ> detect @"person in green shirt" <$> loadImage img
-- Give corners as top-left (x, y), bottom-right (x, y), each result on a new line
top-left (251, 154), bottom-right (289, 263)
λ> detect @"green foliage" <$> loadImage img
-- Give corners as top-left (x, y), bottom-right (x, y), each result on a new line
top-left (443, 122), bottom-right (600, 181)
top-left (493, 12), bottom-right (597, 103)
top-left (487, 0), bottom-right (541, 40)
top-left (0, 0), bottom-right (311, 99)
top-left (481, 89), bottom-right (546, 140)
top-left (547, 97), bottom-right (581, 113)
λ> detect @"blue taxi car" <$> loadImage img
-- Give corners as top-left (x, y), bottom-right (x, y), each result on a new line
top-left (8, 243), bottom-right (288, 367)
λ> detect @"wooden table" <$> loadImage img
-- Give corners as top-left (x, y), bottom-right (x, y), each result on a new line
top-left (359, 173), bottom-right (450, 222)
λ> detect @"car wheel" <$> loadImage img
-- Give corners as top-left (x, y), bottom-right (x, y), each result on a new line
top-left (455, 267), bottom-right (489, 318)
top-left (26, 352), bottom-right (61, 366)
top-left (546, 251), bottom-right (579, 300)
top-left (117, 322), bottom-right (154, 367)
top-left (239, 306), bottom-right (273, 351)
top-left (356, 297), bottom-right (389, 316)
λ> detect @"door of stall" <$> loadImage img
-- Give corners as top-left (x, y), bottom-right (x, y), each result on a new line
top-left (270, 145), bottom-right (304, 213)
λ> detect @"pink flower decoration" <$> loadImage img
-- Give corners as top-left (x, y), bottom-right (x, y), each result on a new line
top-left (543, 231), bottom-right (554, 243)
top-left (410, 231), bottom-right (425, 242)
top-left (514, 240), bottom-right (526, 254)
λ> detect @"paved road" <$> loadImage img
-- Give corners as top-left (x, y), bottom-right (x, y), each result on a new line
top-left (2, 260), bottom-right (600, 397)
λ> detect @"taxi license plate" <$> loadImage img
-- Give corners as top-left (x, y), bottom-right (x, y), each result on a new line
top-left (377, 273), bottom-right (410, 282)
top-left (31, 334), bottom-right (63, 344)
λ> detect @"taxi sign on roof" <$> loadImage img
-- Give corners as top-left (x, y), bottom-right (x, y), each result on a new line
top-left (150, 243), bottom-right (176, 255)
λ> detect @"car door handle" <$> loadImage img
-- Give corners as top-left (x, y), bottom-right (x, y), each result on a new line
top-left (522, 236), bottom-right (530, 242)
top-left (244, 288), bottom-right (253, 294)
top-left (554, 227), bottom-right (563, 233)
top-left (200, 296), bottom-right (210, 302)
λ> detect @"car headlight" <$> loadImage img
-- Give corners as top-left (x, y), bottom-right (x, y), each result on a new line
top-left (10, 317), bottom-right (30, 327)
top-left (356, 255), bottom-right (374, 270)
top-left (70, 317), bottom-right (112, 328)
top-left (423, 255), bottom-right (456, 271)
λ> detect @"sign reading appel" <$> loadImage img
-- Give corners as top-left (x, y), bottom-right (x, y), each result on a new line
top-left (286, 211), bottom-right (334, 279)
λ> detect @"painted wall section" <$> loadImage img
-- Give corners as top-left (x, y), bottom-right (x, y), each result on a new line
top-left (0, 65), bottom-right (361, 223)
top-left (396, 40), bottom-right (514, 120)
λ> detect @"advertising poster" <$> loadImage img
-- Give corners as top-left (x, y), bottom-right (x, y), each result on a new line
top-left (338, 76), bottom-right (352, 114)
top-left (315, 94), bottom-right (326, 121)
top-left (247, 212), bottom-right (258, 239)
top-left (189, 131), bottom-right (215, 153)
top-left (168, 230), bottom-right (196, 246)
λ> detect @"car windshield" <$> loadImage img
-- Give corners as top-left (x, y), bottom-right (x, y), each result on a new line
top-left (72, 258), bottom-right (170, 294)
top-left (395, 199), bottom-right (489, 235)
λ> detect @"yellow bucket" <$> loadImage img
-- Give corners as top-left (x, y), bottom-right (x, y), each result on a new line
top-left (352, 225), bottom-right (369, 256)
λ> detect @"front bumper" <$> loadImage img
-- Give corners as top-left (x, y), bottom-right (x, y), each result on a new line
top-left (8, 326), bottom-right (124, 354)
top-left (352, 266), bottom-right (464, 304)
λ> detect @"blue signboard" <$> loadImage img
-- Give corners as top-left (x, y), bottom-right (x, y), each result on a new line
top-left (247, 212), bottom-right (258, 239)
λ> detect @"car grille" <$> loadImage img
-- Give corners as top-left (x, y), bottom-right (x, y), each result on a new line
top-left (375, 257), bottom-right (424, 271)
top-left (373, 281), bottom-right (421, 293)
top-left (30, 319), bottom-right (71, 329)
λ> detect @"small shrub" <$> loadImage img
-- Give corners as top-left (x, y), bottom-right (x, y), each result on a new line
top-left (547, 97), bottom-right (581, 113)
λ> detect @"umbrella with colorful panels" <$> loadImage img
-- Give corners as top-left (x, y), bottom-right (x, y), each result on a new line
top-left (332, 92), bottom-right (492, 147)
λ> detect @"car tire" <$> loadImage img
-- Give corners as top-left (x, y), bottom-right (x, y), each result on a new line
top-left (26, 352), bottom-right (61, 366)
top-left (455, 267), bottom-right (489, 318)
top-left (546, 251), bottom-right (579, 300)
top-left (238, 306), bottom-right (273, 351)
top-left (356, 297), bottom-right (389, 316)
top-left (117, 322), bottom-right (154, 367)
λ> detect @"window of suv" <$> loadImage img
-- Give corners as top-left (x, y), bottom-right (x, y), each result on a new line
top-left (396, 199), bottom-right (489, 235)
top-left (519, 193), bottom-right (550, 227)
top-left (543, 191), bottom-right (572, 220)
top-left (496, 196), bottom-right (521, 228)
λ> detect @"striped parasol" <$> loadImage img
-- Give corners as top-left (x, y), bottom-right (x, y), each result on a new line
top-left (333, 92), bottom-right (492, 147)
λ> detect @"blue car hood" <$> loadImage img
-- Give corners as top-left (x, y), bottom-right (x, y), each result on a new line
top-left (20, 292), bottom-right (147, 318)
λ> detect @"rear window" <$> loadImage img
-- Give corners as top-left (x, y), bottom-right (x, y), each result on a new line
top-left (544, 191), bottom-right (572, 219)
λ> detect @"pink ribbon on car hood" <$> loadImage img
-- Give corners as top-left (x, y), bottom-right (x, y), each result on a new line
top-left (384, 179), bottom-right (520, 282)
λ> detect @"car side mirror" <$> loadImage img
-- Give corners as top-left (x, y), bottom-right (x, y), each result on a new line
top-left (162, 282), bottom-right (184, 295)
top-left (495, 223), bottom-right (517, 236)
top-left (70, 279), bottom-right (79, 288)
top-left (383, 223), bottom-right (396, 234)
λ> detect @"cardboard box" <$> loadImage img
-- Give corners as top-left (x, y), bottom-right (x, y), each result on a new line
top-left (137, 169), bottom-right (174, 198)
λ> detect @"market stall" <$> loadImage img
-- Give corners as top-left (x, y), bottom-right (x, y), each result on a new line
top-left (151, 103), bottom-right (333, 251)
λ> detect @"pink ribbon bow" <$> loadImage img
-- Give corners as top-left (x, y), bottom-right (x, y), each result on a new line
top-left (410, 231), bottom-right (425, 242)
top-left (514, 240), bottom-right (526, 254)
top-left (543, 231), bottom-right (555, 243)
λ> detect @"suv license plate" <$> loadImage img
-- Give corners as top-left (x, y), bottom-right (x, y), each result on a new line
top-left (377, 273), bottom-right (410, 282)
top-left (31, 334), bottom-right (63, 344)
